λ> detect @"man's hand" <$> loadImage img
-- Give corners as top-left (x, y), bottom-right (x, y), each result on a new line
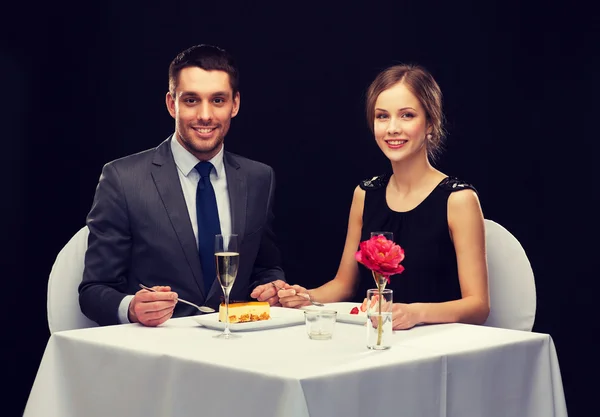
top-left (250, 280), bottom-right (286, 306)
top-left (128, 286), bottom-right (178, 327)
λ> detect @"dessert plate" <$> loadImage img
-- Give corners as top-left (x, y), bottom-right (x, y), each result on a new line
top-left (303, 302), bottom-right (367, 325)
top-left (194, 306), bottom-right (305, 332)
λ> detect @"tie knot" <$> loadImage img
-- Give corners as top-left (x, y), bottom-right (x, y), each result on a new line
top-left (195, 161), bottom-right (214, 178)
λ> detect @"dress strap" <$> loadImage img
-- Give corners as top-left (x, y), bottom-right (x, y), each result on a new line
top-left (438, 176), bottom-right (477, 194)
top-left (359, 174), bottom-right (390, 190)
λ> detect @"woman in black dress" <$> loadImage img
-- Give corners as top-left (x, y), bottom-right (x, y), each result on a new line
top-left (270, 64), bottom-right (489, 329)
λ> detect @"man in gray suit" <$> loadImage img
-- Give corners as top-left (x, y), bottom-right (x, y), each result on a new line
top-left (79, 44), bottom-right (285, 327)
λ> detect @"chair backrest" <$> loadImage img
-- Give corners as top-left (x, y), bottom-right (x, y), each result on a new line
top-left (47, 226), bottom-right (98, 333)
top-left (483, 219), bottom-right (536, 331)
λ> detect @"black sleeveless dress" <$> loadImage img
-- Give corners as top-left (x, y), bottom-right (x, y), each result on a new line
top-left (353, 174), bottom-right (478, 304)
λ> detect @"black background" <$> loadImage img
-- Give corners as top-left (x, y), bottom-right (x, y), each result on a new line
top-left (3, 1), bottom-right (598, 415)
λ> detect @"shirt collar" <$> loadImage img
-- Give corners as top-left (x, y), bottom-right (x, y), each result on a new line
top-left (170, 134), bottom-right (225, 178)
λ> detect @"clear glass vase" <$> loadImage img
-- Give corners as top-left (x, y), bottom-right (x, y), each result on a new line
top-left (366, 288), bottom-right (393, 350)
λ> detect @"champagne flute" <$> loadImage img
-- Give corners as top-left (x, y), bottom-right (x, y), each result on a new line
top-left (214, 234), bottom-right (240, 339)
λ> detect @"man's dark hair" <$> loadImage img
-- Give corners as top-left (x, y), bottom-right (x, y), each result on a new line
top-left (168, 44), bottom-right (239, 96)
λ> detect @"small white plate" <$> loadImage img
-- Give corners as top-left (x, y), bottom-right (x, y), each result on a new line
top-left (303, 302), bottom-right (367, 325)
top-left (194, 306), bottom-right (305, 332)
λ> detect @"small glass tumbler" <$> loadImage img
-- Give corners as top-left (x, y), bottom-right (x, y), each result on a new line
top-left (366, 288), bottom-right (393, 350)
top-left (304, 310), bottom-right (337, 340)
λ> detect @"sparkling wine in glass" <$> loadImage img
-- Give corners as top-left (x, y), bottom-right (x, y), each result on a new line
top-left (214, 234), bottom-right (240, 339)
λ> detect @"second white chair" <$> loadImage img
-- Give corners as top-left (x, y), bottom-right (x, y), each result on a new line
top-left (483, 219), bottom-right (536, 331)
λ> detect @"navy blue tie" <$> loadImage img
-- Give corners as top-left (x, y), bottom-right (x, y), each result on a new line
top-left (195, 161), bottom-right (221, 294)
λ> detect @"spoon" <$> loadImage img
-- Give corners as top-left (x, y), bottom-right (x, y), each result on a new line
top-left (139, 284), bottom-right (215, 313)
top-left (271, 282), bottom-right (326, 307)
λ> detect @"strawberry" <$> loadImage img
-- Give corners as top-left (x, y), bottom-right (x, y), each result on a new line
top-left (350, 306), bottom-right (359, 315)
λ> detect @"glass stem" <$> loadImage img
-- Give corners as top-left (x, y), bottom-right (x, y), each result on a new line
top-left (224, 288), bottom-right (231, 336)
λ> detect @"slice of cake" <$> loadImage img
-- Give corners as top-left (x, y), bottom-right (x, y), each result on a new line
top-left (218, 301), bottom-right (270, 323)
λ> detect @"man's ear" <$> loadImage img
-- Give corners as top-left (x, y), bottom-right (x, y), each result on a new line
top-left (166, 92), bottom-right (176, 118)
top-left (231, 92), bottom-right (240, 118)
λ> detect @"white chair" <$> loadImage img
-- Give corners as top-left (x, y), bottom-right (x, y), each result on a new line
top-left (483, 219), bottom-right (536, 331)
top-left (47, 226), bottom-right (98, 333)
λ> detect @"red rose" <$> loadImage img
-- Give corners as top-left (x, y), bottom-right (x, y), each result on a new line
top-left (355, 235), bottom-right (405, 278)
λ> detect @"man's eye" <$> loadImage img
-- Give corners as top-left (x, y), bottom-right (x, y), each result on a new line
top-left (214, 98), bottom-right (225, 104)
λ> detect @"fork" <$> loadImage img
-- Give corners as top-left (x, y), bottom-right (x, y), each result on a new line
top-left (139, 284), bottom-right (215, 313)
top-left (271, 282), bottom-right (325, 307)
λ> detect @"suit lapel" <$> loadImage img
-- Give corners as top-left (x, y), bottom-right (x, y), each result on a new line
top-left (224, 152), bottom-right (247, 241)
top-left (205, 152), bottom-right (247, 301)
top-left (150, 137), bottom-right (206, 298)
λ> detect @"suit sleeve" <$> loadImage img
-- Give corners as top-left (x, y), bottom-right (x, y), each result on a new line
top-left (78, 163), bottom-right (132, 326)
top-left (249, 167), bottom-right (286, 291)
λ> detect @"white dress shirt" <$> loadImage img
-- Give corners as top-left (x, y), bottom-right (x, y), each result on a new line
top-left (118, 135), bottom-right (233, 323)
top-left (170, 136), bottom-right (232, 242)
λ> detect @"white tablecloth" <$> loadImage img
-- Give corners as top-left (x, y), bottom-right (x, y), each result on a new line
top-left (24, 314), bottom-right (567, 417)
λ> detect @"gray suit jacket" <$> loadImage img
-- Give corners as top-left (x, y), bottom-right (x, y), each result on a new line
top-left (79, 137), bottom-right (285, 326)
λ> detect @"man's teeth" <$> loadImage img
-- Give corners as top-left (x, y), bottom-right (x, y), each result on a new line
top-left (387, 140), bottom-right (407, 145)
top-left (196, 128), bottom-right (215, 133)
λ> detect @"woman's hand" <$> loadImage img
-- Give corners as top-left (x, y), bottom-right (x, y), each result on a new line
top-left (391, 303), bottom-right (421, 330)
top-left (278, 284), bottom-right (313, 308)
